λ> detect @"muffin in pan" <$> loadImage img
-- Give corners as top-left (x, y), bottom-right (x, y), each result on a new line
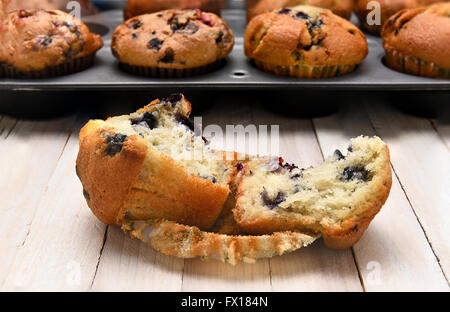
top-left (124, 0), bottom-right (226, 19)
top-left (381, 3), bottom-right (450, 79)
top-left (354, 0), bottom-right (448, 35)
top-left (247, 0), bottom-right (355, 21)
top-left (244, 5), bottom-right (368, 78)
top-left (0, 0), bottom-right (98, 17)
top-left (0, 9), bottom-right (103, 78)
top-left (111, 9), bottom-right (234, 78)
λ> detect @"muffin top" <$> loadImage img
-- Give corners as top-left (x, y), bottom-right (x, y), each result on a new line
top-left (0, 9), bottom-right (103, 71)
top-left (111, 9), bottom-right (234, 69)
top-left (124, 0), bottom-right (225, 19)
top-left (247, 0), bottom-right (355, 20)
top-left (244, 5), bottom-right (368, 67)
top-left (381, 2), bottom-right (450, 69)
top-left (354, 0), bottom-right (447, 34)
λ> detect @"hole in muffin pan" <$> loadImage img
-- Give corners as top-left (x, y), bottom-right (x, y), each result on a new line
top-left (232, 70), bottom-right (248, 78)
top-left (84, 22), bottom-right (110, 37)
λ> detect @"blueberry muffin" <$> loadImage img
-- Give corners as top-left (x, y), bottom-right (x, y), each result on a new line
top-left (124, 0), bottom-right (226, 19)
top-left (354, 0), bottom-right (448, 35)
top-left (0, 9), bottom-right (103, 78)
top-left (234, 136), bottom-right (392, 249)
top-left (247, 0), bottom-right (355, 21)
top-left (76, 94), bottom-right (234, 230)
top-left (1, 0), bottom-right (98, 17)
top-left (381, 3), bottom-right (450, 78)
top-left (244, 5), bottom-right (368, 78)
top-left (111, 9), bottom-right (234, 77)
top-left (122, 219), bottom-right (317, 264)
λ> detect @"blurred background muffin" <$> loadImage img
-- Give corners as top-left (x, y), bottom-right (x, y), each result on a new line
top-left (124, 0), bottom-right (226, 19)
top-left (0, 9), bottom-right (103, 77)
top-left (0, 0), bottom-right (98, 17)
top-left (354, 0), bottom-right (448, 35)
top-left (381, 2), bottom-right (450, 78)
top-left (247, 0), bottom-right (354, 20)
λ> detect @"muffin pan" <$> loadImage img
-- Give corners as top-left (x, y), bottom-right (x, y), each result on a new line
top-left (1, 0), bottom-right (449, 91)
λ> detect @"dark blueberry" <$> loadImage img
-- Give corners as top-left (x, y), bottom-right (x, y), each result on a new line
top-left (236, 163), bottom-right (244, 172)
top-left (184, 22), bottom-right (199, 34)
top-left (157, 14), bottom-right (163, 18)
top-left (169, 17), bottom-right (186, 31)
top-left (176, 113), bottom-right (195, 132)
top-left (348, 29), bottom-right (355, 35)
top-left (130, 112), bottom-right (157, 129)
top-left (261, 189), bottom-right (286, 209)
top-left (131, 33), bottom-right (138, 39)
top-left (128, 19), bottom-right (142, 30)
top-left (216, 31), bottom-right (224, 44)
top-left (283, 162), bottom-right (298, 172)
top-left (347, 145), bottom-right (353, 152)
top-left (295, 12), bottom-right (310, 20)
top-left (334, 149), bottom-right (345, 160)
top-left (152, 31), bottom-right (156, 35)
top-left (290, 173), bottom-right (302, 179)
top-left (63, 22), bottom-right (78, 33)
top-left (159, 48), bottom-right (175, 63)
top-left (162, 93), bottom-right (182, 106)
top-left (302, 45), bottom-right (312, 51)
top-left (147, 38), bottom-right (163, 50)
top-left (277, 8), bottom-right (291, 14)
top-left (36, 36), bottom-right (53, 48)
top-left (105, 134), bottom-right (127, 156)
top-left (83, 189), bottom-right (90, 201)
top-left (201, 176), bottom-right (216, 183)
top-left (340, 166), bottom-right (369, 182)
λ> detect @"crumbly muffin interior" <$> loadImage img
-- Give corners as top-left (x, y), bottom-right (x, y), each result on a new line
top-left (237, 136), bottom-right (389, 227)
top-left (105, 95), bottom-right (230, 184)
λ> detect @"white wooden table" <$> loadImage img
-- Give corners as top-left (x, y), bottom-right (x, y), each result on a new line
top-left (0, 94), bottom-right (449, 291)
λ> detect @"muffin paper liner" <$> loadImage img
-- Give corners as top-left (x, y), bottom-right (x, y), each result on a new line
top-left (253, 60), bottom-right (358, 78)
top-left (384, 49), bottom-right (450, 79)
top-left (118, 59), bottom-right (225, 78)
top-left (0, 53), bottom-right (97, 79)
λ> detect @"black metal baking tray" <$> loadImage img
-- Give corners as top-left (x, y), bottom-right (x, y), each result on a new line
top-left (1, 0), bottom-right (449, 91)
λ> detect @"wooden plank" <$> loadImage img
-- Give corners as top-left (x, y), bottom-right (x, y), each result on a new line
top-left (256, 106), bottom-right (363, 292)
top-left (0, 116), bottom-right (77, 290)
top-left (365, 102), bottom-right (450, 283)
top-left (313, 101), bottom-right (449, 291)
top-left (182, 95), bottom-right (272, 291)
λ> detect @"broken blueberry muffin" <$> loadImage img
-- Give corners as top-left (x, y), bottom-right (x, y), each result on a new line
top-left (381, 2), bottom-right (450, 78)
top-left (76, 94), bottom-right (233, 230)
top-left (0, 9), bottom-right (103, 78)
top-left (234, 136), bottom-right (392, 249)
top-left (122, 218), bottom-right (317, 265)
top-left (111, 9), bottom-right (234, 77)
top-left (244, 5), bottom-right (368, 78)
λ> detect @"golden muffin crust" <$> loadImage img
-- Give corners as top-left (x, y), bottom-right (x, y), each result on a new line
top-left (354, 0), bottom-right (448, 35)
top-left (124, 0), bottom-right (226, 19)
top-left (111, 9), bottom-right (234, 70)
top-left (381, 2), bottom-right (450, 77)
top-left (247, 0), bottom-right (354, 20)
top-left (0, 9), bottom-right (102, 72)
top-left (244, 5), bottom-right (368, 77)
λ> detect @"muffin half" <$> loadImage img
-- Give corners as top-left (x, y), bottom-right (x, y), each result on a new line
top-left (111, 9), bottom-right (234, 77)
top-left (244, 5), bottom-right (368, 78)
